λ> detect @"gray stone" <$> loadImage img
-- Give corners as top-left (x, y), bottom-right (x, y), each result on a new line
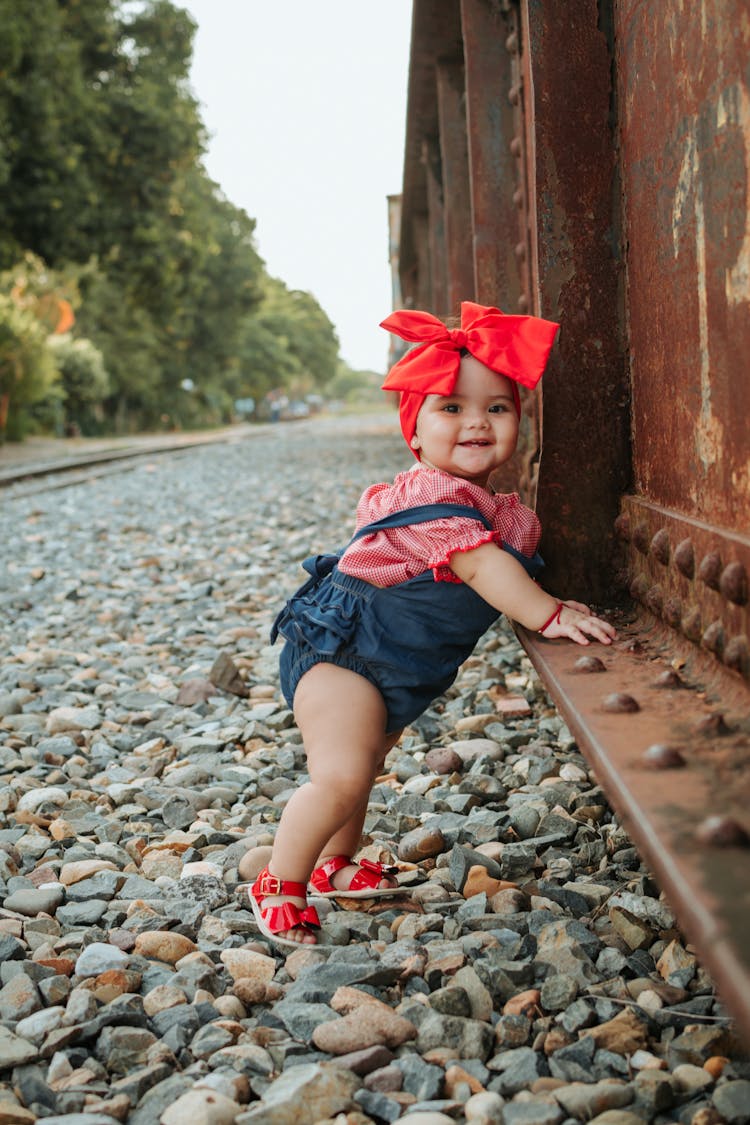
top-left (395, 1053), bottom-right (444, 1100)
top-left (554, 1080), bottom-right (634, 1119)
top-left (501, 1101), bottom-right (564, 1125)
top-left (3, 885), bottom-right (65, 915)
top-left (416, 1012), bottom-right (495, 1060)
top-left (711, 1079), bottom-right (750, 1124)
top-left (486, 1046), bottom-right (548, 1095)
top-left (236, 1062), bottom-right (360, 1124)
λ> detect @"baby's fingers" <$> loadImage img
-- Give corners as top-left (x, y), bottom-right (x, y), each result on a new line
top-left (576, 614), bottom-right (616, 645)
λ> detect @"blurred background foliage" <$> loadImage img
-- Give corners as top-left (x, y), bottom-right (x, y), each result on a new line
top-left (0, 0), bottom-right (379, 440)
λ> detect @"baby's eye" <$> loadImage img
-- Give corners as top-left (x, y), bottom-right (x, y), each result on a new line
top-left (489, 403), bottom-right (509, 413)
top-left (441, 403), bottom-right (461, 413)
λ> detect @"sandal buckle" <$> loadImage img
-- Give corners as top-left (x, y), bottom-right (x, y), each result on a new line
top-left (256, 869), bottom-right (282, 896)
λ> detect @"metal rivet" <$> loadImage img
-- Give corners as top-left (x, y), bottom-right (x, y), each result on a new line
top-left (517, 294), bottom-right (529, 313)
top-left (643, 744), bottom-right (686, 769)
top-left (698, 551), bottom-right (722, 590)
top-left (646, 585), bottom-right (663, 614)
top-left (682, 606), bottom-right (702, 643)
top-left (514, 242), bottom-right (526, 261)
top-left (697, 712), bottom-right (731, 736)
top-left (701, 620), bottom-right (724, 656)
top-left (663, 597), bottom-right (682, 629)
top-left (719, 562), bottom-right (748, 606)
top-left (505, 31), bottom-right (519, 52)
top-left (724, 635), bottom-right (749, 677)
top-left (509, 83), bottom-right (521, 105)
top-left (510, 137), bottom-right (523, 157)
top-left (629, 575), bottom-right (648, 601)
top-left (632, 524), bottom-right (650, 555)
top-left (695, 815), bottom-right (750, 847)
top-left (573, 655), bottom-right (606, 673)
top-left (650, 528), bottom-right (670, 564)
top-left (654, 668), bottom-right (684, 688)
top-left (674, 538), bottom-right (695, 579)
top-left (512, 187), bottom-right (524, 208)
top-left (613, 514), bottom-right (631, 541)
top-left (602, 693), bottom-right (640, 713)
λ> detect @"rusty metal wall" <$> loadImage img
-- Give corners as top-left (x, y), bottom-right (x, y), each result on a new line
top-left (396, 0), bottom-right (749, 676)
top-left (614, 0), bottom-right (750, 679)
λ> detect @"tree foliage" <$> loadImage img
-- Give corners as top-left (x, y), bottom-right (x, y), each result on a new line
top-left (0, 0), bottom-right (346, 436)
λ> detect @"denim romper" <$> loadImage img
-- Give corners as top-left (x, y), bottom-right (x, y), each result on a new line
top-left (271, 502), bottom-right (543, 733)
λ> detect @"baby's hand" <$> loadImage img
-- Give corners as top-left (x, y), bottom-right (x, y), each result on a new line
top-left (540, 601), bottom-right (617, 646)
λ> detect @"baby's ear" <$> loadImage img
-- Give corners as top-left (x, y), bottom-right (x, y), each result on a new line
top-left (410, 435), bottom-right (420, 449)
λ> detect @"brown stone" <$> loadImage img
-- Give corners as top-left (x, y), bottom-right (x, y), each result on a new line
top-left (445, 1064), bottom-right (485, 1096)
top-left (397, 826), bottom-right (446, 862)
top-left (503, 989), bottom-right (541, 1017)
top-left (462, 865), bottom-right (512, 900)
top-left (133, 931), bottom-right (198, 965)
top-left (582, 1008), bottom-right (650, 1055)
top-left (312, 1008), bottom-right (417, 1054)
top-left (232, 977), bottom-right (269, 1006)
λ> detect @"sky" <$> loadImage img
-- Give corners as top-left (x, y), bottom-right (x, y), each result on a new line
top-left (180, 1), bottom-right (413, 374)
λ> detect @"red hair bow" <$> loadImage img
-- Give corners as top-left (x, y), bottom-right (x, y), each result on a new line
top-left (380, 301), bottom-right (559, 455)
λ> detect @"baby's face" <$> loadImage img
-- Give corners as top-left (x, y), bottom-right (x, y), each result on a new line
top-left (411, 356), bottom-right (520, 488)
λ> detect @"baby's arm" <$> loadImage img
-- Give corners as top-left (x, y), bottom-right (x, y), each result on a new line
top-left (449, 542), bottom-right (616, 646)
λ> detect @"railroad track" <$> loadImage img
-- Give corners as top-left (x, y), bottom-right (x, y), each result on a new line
top-left (0, 422), bottom-right (284, 498)
top-left (6, 421), bottom-right (750, 1044)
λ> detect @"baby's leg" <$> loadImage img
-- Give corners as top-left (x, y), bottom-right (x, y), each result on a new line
top-left (259, 663), bottom-right (393, 942)
top-left (314, 727), bottom-right (402, 893)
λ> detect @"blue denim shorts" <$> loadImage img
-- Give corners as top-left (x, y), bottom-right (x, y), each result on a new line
top-left (275, 566), bottom-right (500, 734)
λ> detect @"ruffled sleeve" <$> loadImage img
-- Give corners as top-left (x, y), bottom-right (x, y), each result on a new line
top-left (339, 467), bottom-right (541, 587)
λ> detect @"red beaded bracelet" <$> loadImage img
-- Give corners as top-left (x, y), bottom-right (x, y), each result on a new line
top-left (538, 602), bottom-right (564, 634)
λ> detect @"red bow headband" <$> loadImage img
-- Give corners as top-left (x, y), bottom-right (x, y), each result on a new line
top-left (380, 301), bottom-right (559, 456)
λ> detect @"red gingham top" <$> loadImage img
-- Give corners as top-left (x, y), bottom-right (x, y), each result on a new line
top-left (338, 466), bottom-right (541, 587)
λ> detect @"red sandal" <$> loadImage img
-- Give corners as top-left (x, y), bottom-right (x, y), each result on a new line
top-left (244, 867), bottom-right (322, 949)
top-left (309, 854), bottom-right (401, 899)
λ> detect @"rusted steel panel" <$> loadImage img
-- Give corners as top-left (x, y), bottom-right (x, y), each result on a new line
top-left (461, 0), bottom-right (523, 308)
top-left (436, 59), bottom-right (475, 315)
top-left (616, 497), bottom-right (750, 681)
top-left (520, 617), bottom-right (750, 1048)
top-left (523, 0), bottom-right (631, 602)
top-left (423, 138), bottom-right (449, 316)
top-left (615, 0), bottom-right (750, 535)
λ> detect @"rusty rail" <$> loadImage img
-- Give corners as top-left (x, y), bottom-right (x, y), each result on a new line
top-left (519, 611), bottom-right (750, 1044)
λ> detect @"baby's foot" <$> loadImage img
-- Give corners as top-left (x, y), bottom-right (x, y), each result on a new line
top-left (310, 854), bottom-right (400, 898)
top-left (247, 867), bottom-right (321, 948)
top-left (328, 862), bottom-right (397, 893)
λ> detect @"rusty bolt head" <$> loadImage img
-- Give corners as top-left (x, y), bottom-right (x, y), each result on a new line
top-left (510, 136), bottom-right (523, 157)
top-left (696, 713), bottom-right (731, 736)
top-left (614, 514), bottom-right (631, 541)
top-left (630, 574), bottom-right (649, 602)
top-left (650, 528), bottom-right (670, 565)
top-left (695, 815), bottom-right (750, 848)
top-left (654, 668), bottom-right (684, 689)
top-left (602, 692), bottom-right (640, 713)
top-left (663, 597), bottom-right (682, 629)
top-left (642, 744), bottom-right (686, 769)
top-left (724, 635), bottom-right (749, 677)
top-left (681, 606), bottom-right (702, 643)
top-left (719, 561), bottom-right (748, 606)
top-left (632, 524), bottom-right (650, 555)
top-left (505, 30), bottom-right (519, 52)
top-left (646, 585), bottom-right (663, 615)
top-left (674, 538), bottom-right (695, 579)
top-left (573, 655), bottom-right (607, 673)
top-left (698, 551), bottom-right (722, 590)
top-left (512, 187), bottom-right (524, 208)
top-left (517, 294), bottom-right (529, 313)
top-left (701, 620), bottom-right (725, 656)
top-left (508, 83), bottom-right (521, 105)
